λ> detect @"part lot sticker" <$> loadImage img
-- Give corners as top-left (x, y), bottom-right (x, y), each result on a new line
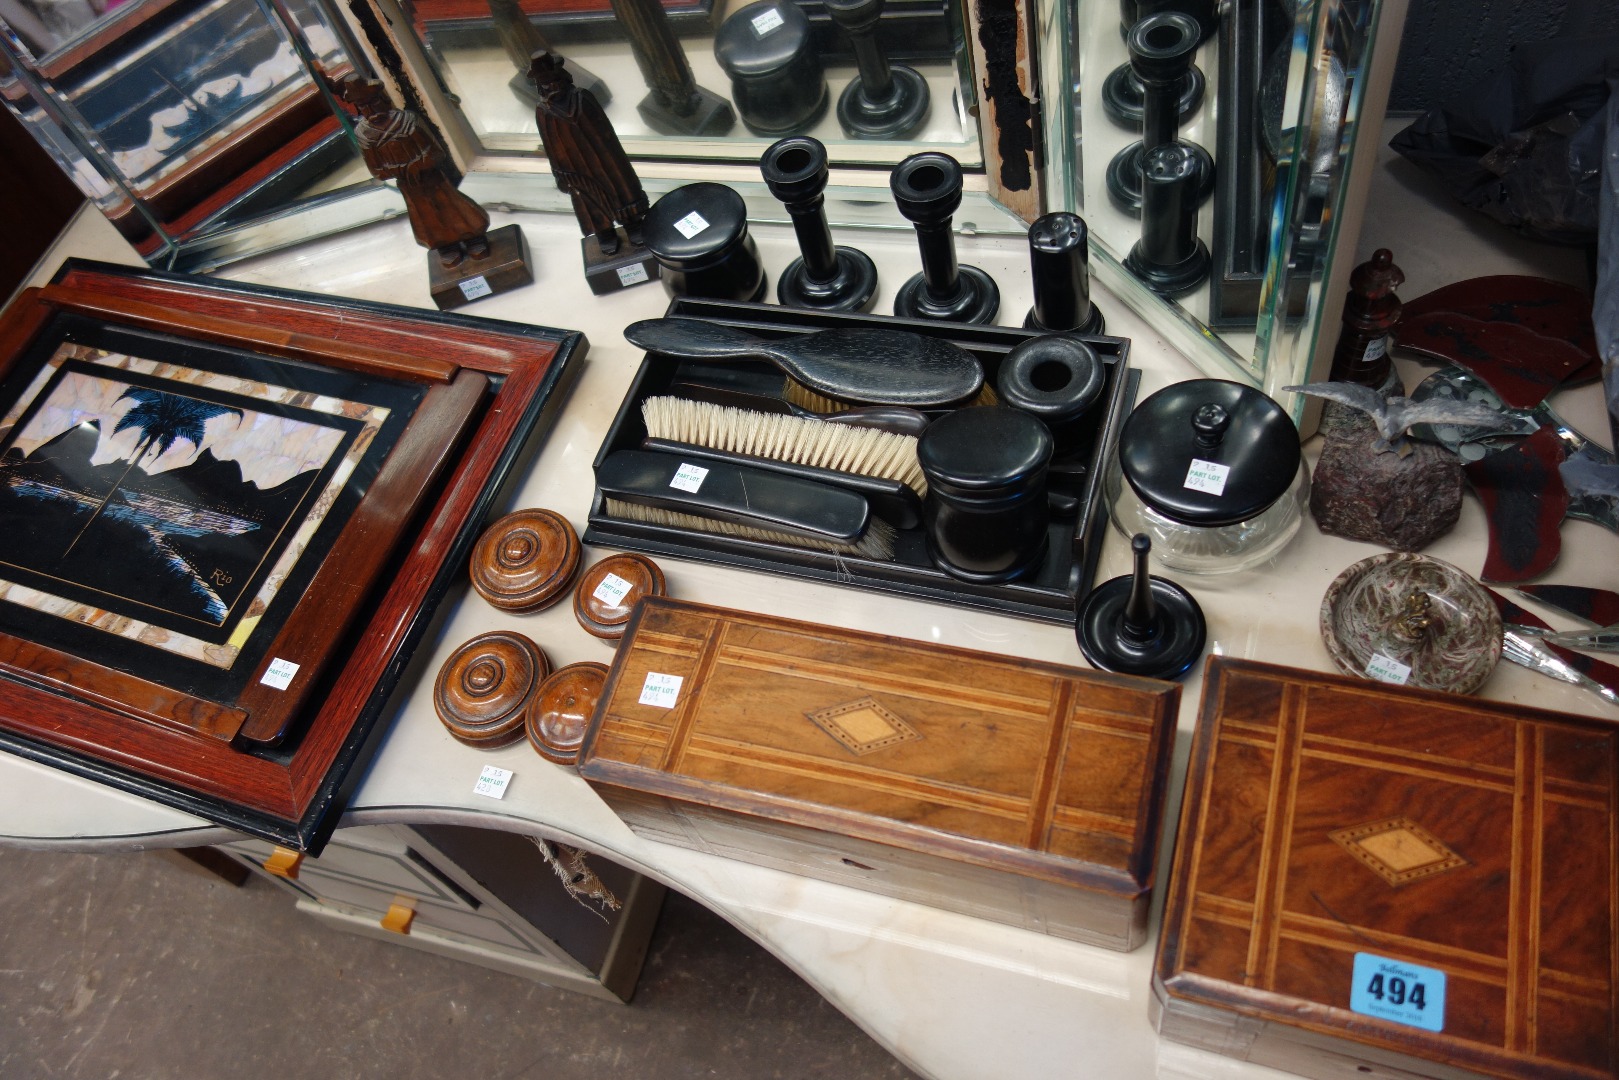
top-left (1350, 953), bottom-right (1446, 1032)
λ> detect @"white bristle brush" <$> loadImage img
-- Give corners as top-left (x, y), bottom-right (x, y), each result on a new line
top-left (641, 396), bottom-right (928, 498)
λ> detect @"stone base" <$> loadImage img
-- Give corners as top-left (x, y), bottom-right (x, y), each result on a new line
top-left (1310, 414), bottom-right (1463, 551)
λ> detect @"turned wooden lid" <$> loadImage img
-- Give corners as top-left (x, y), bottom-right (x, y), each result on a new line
top-left (469, 508), bottom-right (581, 612)
top-left (433, 631), bottom-right (551, 747)
top-left (573, 553), bottom-right (667, 640)
top-left (525, 661), bottom-right (611, 765)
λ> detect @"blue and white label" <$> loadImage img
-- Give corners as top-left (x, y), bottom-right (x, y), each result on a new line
top-left (616, 262), bottom-right (649, 286)
top-left (260, 657), bottom-right (299, 691)
top-left (592, 572), bottom-right (634, 607)
top-left (673, 211), bottom-right (710, 239)
top-left (1183, 458), bottom-right (1231, 496)
top-left (670, 462), bottom-right (709, 492)
top-left (1365, 652), bottom-right (1412, 685)
top-left (639, 672), bottom-right (683, 708)
top-left (1350, 953), bottom-right (1445, 1032)
top-left (751, 7), bottom-right (784, 34)
top-left (458, 274), bottom-right (492, 301)
top-left (473, 764), bottom-right (512, 800)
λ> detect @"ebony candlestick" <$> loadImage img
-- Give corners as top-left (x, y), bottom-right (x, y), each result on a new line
top-left (825, 0), bottom-right (930, 139)
top-left (1076, 534), bottom-right (1206, 679)
top-left (1025, 211), bottom-right (1103, 334)
top-left (761, 137), bottom-right (878, 313)
top-left (1118, 0), bottom-right (1216, 43)
top-left (890, 152), bottom-right (999, 324)
top-left (1125, 142), bottom-right (1211, 296)
top-left (1105, 12), bottom-right (1214, 217)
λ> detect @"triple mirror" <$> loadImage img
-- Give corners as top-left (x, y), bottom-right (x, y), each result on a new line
top-left (0, 0), bottom-right (1407, 399)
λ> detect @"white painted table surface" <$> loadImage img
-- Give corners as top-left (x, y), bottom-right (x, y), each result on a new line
top-left (3, 131), bottom-right (1610, 1080)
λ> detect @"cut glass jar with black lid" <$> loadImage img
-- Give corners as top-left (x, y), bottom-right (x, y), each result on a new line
top-left (1104, 379), bottom-right (1308, 573)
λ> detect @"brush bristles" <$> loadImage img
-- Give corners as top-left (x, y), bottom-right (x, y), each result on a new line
top-left (782, 376), bottom-right (994, 413)
top-left (780, 379), bottom-right (851, 416)
top-left (642, 396), bottom-right (928, 497)
top-left (606, 498), bottom-right (896, 561)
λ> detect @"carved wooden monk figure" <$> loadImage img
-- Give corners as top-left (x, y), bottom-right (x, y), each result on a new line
top-left (530, 51), bottom-right (648, 256)
top-left (339, 76), bottom-right (491, 268)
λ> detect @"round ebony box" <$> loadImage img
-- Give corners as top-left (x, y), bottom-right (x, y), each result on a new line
top-left (714, 1), bottom-right (828, 137)
top-left (643, 183), bottom-right (768, 302)
top-left (917, 406), bottom-right (1054, 584)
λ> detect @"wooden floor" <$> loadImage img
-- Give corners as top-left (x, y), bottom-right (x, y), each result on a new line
top-left (0, 845), bottom-right (918, 1079)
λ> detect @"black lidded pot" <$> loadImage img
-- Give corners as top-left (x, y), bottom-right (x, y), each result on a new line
top-left (643, 183), bottom-right (768, 302)
top-left (917, 406), bottom-right (1053, 584)
top-left (713, 1), bottom-right (828, 137)
top-left (1107, 378), bottom-right (1307, 573)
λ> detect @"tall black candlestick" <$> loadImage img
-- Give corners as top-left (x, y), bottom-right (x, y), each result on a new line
top-left (890, 152), bottom-right (998, 324)
top-left (825, 0), bottom-right (930, 139)
top-left (761, 137), bottom-right (878, 312)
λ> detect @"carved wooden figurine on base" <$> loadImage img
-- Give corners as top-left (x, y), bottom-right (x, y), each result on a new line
top-left (531, 51), bottom-right (660, 295)
top-left (338, 76), bottom-right (532, 310)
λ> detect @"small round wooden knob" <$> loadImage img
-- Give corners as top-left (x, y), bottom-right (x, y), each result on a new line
top-left (525, 661), bottom-right (610, 764)
top-left (573, 553), bottom-right (667, 640)
top-left (469, 508), bottom-right (581, 612)
top-left (433, 631), bottom-right (551, 747)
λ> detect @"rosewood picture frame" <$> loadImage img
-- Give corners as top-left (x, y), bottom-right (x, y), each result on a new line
top-left (0, 260), bottom-right (584, 852)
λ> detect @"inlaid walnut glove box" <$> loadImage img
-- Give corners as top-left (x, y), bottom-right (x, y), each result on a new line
top-left (575, 597), bottom-right (1180, 950)
top-left (1155, 657), bottom-right (1617, 1080)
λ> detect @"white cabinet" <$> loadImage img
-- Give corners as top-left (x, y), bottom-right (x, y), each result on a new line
top-left (221, 824), bottom-right (664, 1003)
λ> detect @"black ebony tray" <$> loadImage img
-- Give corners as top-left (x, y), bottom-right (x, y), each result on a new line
top-left (585, 298), bottom-right (1137, 624)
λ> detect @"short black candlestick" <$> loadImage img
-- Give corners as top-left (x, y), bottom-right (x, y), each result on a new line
top-left (761, 137), bottom-right (878, 313)
top-left (1125, 142), bottom-right (1211, 297)
top-left (1118, 0), bottom-right (1217, 44)
top-left (1105, 12), bottom-right (1214, 217)
top-left (1076, 533), bottom-right (1206, 680)
top-left (1025, 211), bottom-right (1104, 334)
top-left (890, 152), bottom-right (999, 324)
top-left (825, 0), bottom-right (930, 139)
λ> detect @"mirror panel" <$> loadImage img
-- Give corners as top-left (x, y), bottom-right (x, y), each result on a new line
top-left (0, 0), bottom-right (385, 268)
top-left (1071, 0), bottom-right (1407, 402)
top-left (387, 0), bottom-right (981, 165)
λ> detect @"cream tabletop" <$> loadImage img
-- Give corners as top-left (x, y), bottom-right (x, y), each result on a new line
top-left (1, 127), bottom-right (1609, 1080)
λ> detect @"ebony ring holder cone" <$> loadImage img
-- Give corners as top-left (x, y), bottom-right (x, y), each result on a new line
top-left (1125, 142), bottom-right (1211, 297)
top-left (761, 137), bottom-right (878, 313)
top-left (825, 0), bottom-right (930, 139)
top-left (1105, 12), bottom-right (1214, 218)
top-left (891, 152), bottom-right (1000, 325)
top-left (1077, 533), bottom-right (1206, 680)
top-left (1024, 211), bottom-right (1104, 335)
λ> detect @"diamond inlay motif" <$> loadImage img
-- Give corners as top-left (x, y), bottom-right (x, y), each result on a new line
top-left (1329, 817), bottom-right (1467, 887)
top-left (806, 697), bottom-right (920, 756)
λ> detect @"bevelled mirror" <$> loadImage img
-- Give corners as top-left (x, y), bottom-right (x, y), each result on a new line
top-left (0, 0), bottom-right (390, 268)
top-left (391, 0), bottom-right (978, 165)
top-left (1069, 0), bottom-right (1410, 408)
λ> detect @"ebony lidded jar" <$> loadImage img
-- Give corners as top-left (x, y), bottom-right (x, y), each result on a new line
top-left (713, 1), bottom-right (828, 136)
top-left (917, 406), bottom-right (1053, 584)
top-left (1104, 379), bottom-right (1307, 574)
top-left (642, 183), bottom-right (767, 302)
